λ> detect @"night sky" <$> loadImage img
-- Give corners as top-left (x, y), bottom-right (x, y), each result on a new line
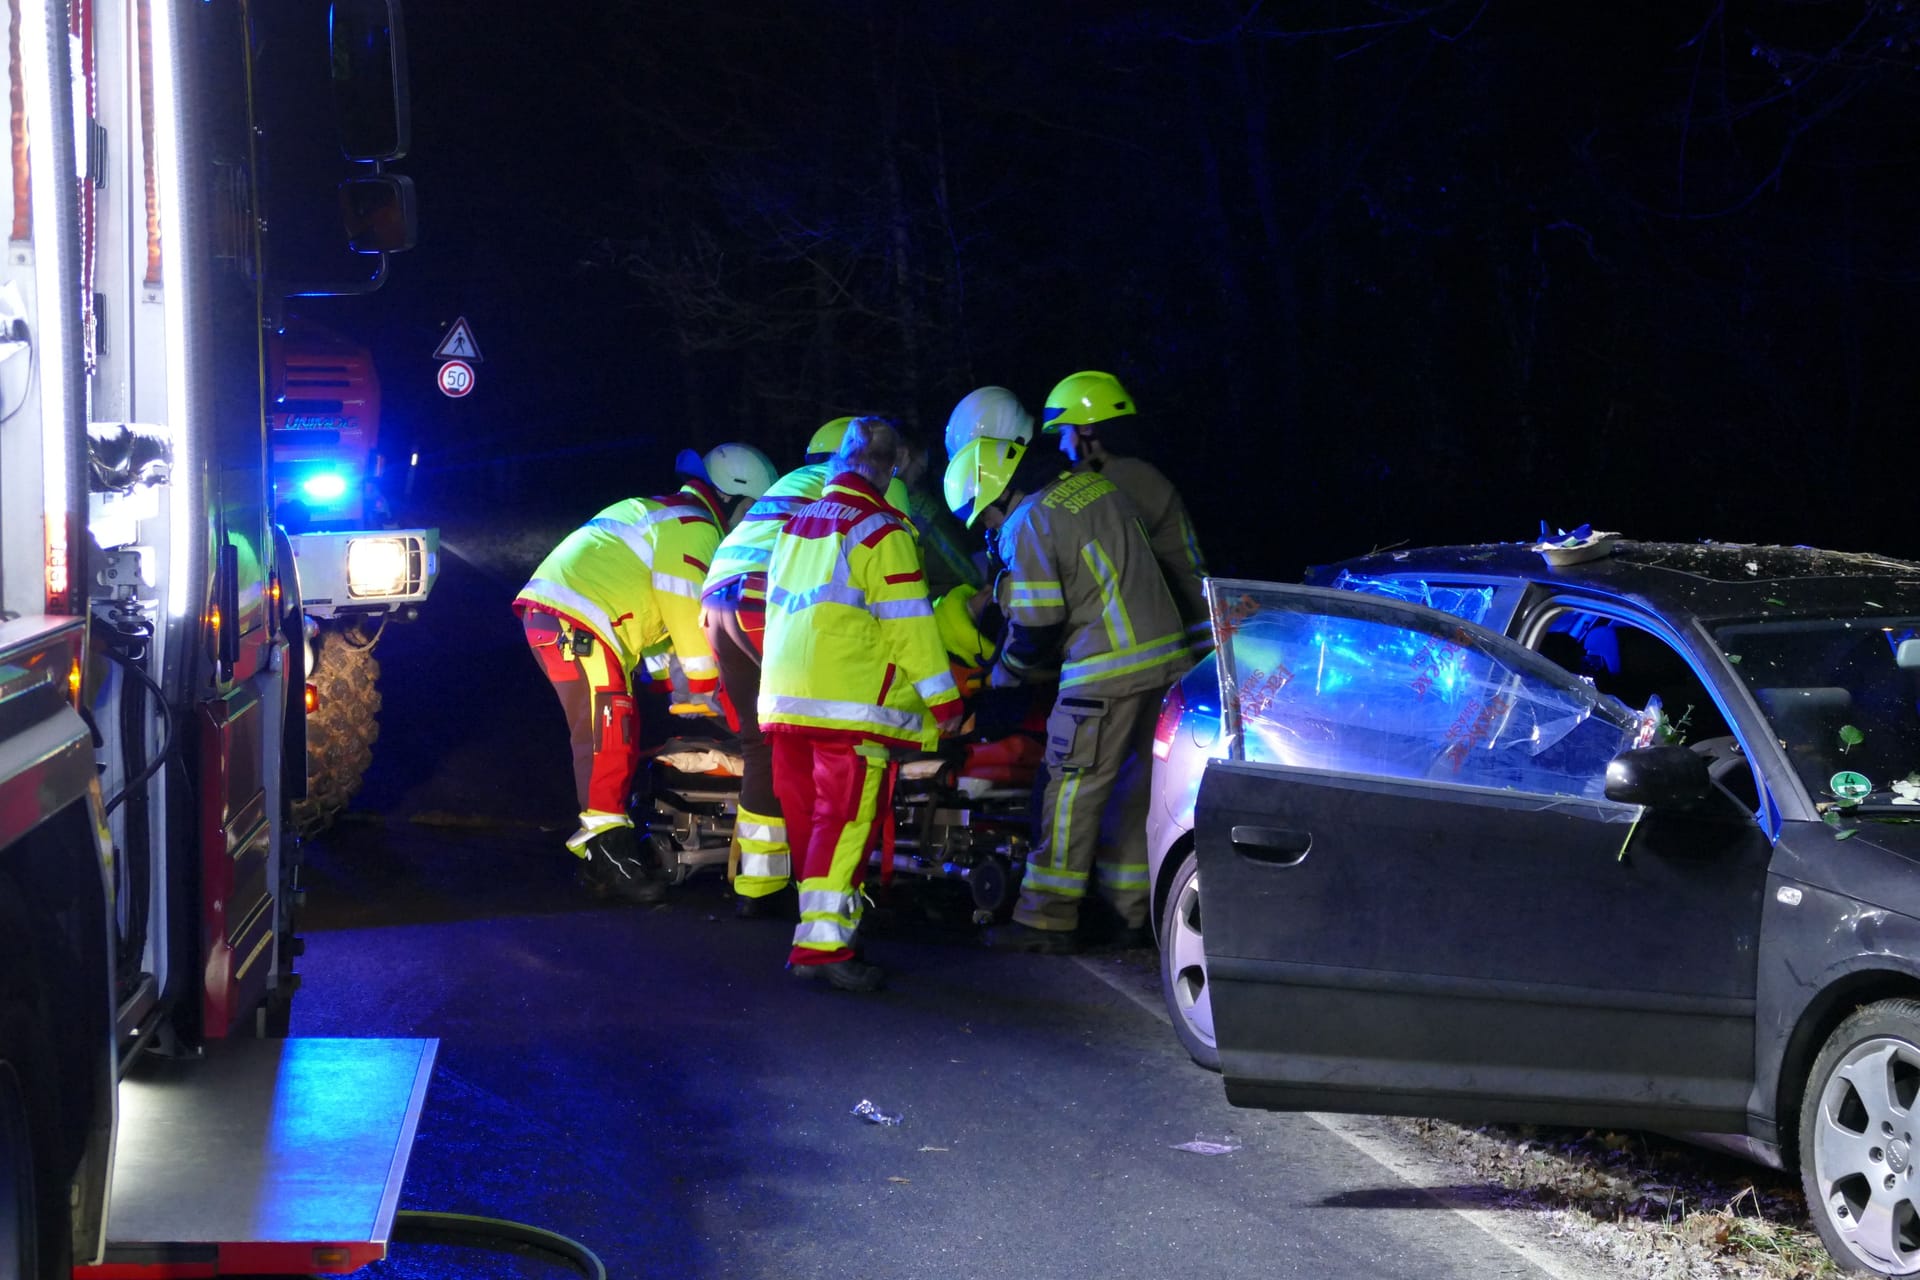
top-left (301, 1), bottom-right (1920, 581)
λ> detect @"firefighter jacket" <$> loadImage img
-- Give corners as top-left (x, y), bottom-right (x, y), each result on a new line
top-left (759, 473), bottom-right (964, 751)
top-left (905, 486), bottom-right (983, 597)
top-left (1095, 455), bottom-right (1210, 647)
top-left (516, 483), bottom-right (725, 692)
top-left (702, 462), bottom-right (832, 605)
top-left (996, 469), bottom-right (1191, 697)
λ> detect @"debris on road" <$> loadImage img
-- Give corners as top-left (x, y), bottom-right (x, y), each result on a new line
top-left (851, 1099), bottom-right (902, 1126)
top-left (1171, 1135), bottom-right (1241, 1156)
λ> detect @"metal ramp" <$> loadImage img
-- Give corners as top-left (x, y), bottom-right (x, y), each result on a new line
top-left (75, 1037), bottom-right (438, 1278)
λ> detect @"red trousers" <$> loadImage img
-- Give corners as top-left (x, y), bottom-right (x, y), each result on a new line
top-left (522, 608), bottom-right (638, 817)
top-left (770, 733), bottom-right (893, 966)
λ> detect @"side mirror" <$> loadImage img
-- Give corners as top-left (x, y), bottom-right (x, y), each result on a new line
top-left (1605, 746), bottom-right (1713, 809)
top-left (1898, 637), bottom-right (1920, 670)
top-left (330, 0), bottom-right (410, 162)
top-left (340, 175), bottom-right (416, 254)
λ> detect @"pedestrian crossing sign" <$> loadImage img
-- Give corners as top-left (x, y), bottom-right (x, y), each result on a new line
top-left (432, 316), bottom-right (483, 363)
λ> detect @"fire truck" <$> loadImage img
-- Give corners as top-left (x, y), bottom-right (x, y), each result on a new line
top-left (270, 323), bottom-right (437, 837)
top-left (1, 0), bottom-right (435, 1274)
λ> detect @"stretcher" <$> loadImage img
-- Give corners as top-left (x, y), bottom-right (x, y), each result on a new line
top-left (638, 725), bottom-right (1043, 922)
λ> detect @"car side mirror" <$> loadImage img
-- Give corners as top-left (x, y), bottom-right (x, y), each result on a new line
top-left (330, 0), bottom-right (410, 162)
top-left (1605, 746), bottom-right (1713, 809)
top-left (340, 175), bottom-right (416, 253)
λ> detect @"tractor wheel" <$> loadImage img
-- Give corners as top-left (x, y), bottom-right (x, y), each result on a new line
top-left (290, 627), bottom-right (382, 839)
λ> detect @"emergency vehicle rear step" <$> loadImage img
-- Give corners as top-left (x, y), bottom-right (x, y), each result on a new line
top-left (76, 1037), bottom-right (438, 1278)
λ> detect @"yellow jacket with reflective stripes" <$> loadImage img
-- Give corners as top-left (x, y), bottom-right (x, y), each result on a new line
top-left (702, 462), bottom-right (831, 603)
top-left (515, 484), bottom-right (725, 690)
top-left (759, 474), bottom-right (964, 750)
top-left (996, 470), bottom-right (1191, 696)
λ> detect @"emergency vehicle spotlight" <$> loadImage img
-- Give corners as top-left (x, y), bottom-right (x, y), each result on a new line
top-left (345, 536), bottom-right (411, 598)
top-left (301, 472), bottom-right (351, 502)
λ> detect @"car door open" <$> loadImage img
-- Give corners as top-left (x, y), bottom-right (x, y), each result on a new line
top-left (1194, 580), bottom-right (1770, 1133)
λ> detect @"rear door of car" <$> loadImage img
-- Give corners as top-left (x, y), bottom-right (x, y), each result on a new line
top-left (1195, 581), bottom-right (1768, 1134)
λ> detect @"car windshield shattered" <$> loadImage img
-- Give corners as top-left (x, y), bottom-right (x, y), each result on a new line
top-left (1210, 582), bottom-right (1640, 800)
top-left (1715, 616), bottom-right (1920, 810)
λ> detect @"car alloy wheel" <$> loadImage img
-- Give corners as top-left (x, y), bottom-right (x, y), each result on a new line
top-left (1804, 1001), bottom-right (1920, 1277)
top-left (1158, 850), bottom-right (1218, 1071)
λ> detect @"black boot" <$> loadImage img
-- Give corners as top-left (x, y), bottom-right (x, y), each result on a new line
top-left (575, 825), bottom-right (667, 905)
top-left (790, 957), bottom-right (887, 992)
top-left (987, 921), bottom-right (1080, 955)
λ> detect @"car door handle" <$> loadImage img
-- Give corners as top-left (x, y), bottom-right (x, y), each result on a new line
top-left (1230, 825), bottom-right (1312, 866)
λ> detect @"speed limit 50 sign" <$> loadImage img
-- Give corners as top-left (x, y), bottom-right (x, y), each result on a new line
top-left (437, 359), bottom-right (476, 398)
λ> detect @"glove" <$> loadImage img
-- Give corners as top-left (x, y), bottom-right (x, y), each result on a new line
top-left (670, 691), bottom-right (725, 719)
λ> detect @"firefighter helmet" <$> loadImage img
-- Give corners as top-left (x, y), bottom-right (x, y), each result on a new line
top-left (1041, 371), bottom-right (1135, 433)
top-left (943, 386), bottom-right (1034, 459)
top-left (944, 437), bottom-right (1025, 529)
top-left (702, 442), bottom-right (778, 499)
top-left (805, 416), bottom-right (857, 462)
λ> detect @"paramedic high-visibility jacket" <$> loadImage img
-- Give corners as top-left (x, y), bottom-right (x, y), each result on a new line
top-left (1095, 456), bottom-right (1210, 654)
top-left (703, 462), bottom-right (832, 609)
top-left (995, 469), bottom-right (1189, 698)
top-left (516, 482), bottom-right (726, 692)
top-left (759, 474), bottom-right (965, 750)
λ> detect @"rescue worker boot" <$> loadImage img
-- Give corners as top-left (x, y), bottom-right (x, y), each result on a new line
top-left (987, 921), bottom-right (1081, 955)
top-left (790, 956), bottom-right (887, 993)
top-left (732, 885), bottom-right (795, 921)
top-left (574, 825), bottom-right (667, 905)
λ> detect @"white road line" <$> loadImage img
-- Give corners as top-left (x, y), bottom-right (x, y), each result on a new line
top-left (1074, 955), bottom-right (1620, 1280)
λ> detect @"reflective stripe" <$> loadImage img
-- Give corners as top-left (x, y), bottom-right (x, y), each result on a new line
top-left (1080, 541), bottom-right (1135, 650)
top-left (585, 504), bottom-right (685, 568)
top-left (798, 886), bottom-right (859, 916)
top-left (521, 579), bottom-right (619, 652)
top-left (1023, 863), bottom-right (1088, 895)
top-left (1104, 862), bottom-right (1150, 891)
top-left (1061, 632), bottom-right (1186, 688)
top-left (760, 693), bottom-right (921, 733)
top-left (1009, 581), bottom-right (1065, 607)
top-left (643, 651), bottom-right (672, 678)
top-left (737, 819), bottom-right (786, 844)
top-left (738, 851), bottom-right (791, 877)
top-left (652, 571), bottom-right (704, 600)
top-left (848, 513), bottom-right (900, 546)
top-left (794, 918), bottom-right (858, 947)
top-left (767, 583), bottom-right (868, 613)
top-left (872, 598), bottom-right (933, 620)
top-left (914, 669), bottom-right (957, 703)
top-left (1051, 772), bottom-right (1082, 875)
top-left (680, 654), bottom-right (718, 677)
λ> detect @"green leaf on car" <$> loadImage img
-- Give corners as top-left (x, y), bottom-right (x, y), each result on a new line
top-left (1839, 724), bottom-right (1865, 752)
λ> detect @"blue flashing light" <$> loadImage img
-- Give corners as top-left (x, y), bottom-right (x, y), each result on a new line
top-left (301, 472), bottom-right (350, 503)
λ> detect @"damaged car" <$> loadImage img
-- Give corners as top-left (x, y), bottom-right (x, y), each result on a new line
top-left (1146, 539), bottom-right (1920, 1277)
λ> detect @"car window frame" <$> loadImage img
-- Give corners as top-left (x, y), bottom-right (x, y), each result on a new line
top-left (1516, 594), bottom-right (1792, 837)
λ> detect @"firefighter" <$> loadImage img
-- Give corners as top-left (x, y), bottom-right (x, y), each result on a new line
top-left (1043, 371), bottom-right (1211, 657)
top-left (760, 417), bottom-right (964, 991)
top-left (701, 418), bottom-right (858, 919)
top-left (945, 436), bottom-right (1190, 952)
top-left (517, 442), bottom-right (778, 903)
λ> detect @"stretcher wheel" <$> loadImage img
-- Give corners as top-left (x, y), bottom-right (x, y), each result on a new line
top-left (647, 833), bottom-right (689, 885)
top-left (970, 855), bottom-right (1014, 916)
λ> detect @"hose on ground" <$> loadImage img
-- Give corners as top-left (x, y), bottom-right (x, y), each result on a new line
top-left (392, 1210), bottom-right (606, 1279)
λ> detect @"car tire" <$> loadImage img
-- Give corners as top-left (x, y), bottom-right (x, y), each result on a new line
top-left (1800, 998), bottom-right (1920, 1277)
top-left (1158, 849), bottom-right (1219, 1072)
top-left (291, 626), bottom-right (382, 838)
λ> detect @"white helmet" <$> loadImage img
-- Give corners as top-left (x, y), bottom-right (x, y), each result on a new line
top-left (944, 386), bottom-right (1034, 459)
top-left (702, 442), bottom-right (778, 499)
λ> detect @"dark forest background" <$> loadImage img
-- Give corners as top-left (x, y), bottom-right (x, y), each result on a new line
top-left (312, 1), bottom-right (1920, 579)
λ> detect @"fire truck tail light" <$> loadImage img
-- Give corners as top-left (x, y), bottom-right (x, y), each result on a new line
top-left (345, 536), bottom-right (412, 598)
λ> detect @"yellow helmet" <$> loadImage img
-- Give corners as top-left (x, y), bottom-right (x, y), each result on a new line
top-left (1041, 371), bottom-right (1134, 433)
top-left (944, 437), bottom-right (1025, 529)
top-left (805, 416), bottom-right (857, 461)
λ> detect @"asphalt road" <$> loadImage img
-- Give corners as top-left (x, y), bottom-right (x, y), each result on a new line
top-left (289, 530), bottom-right (1629, 1279)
